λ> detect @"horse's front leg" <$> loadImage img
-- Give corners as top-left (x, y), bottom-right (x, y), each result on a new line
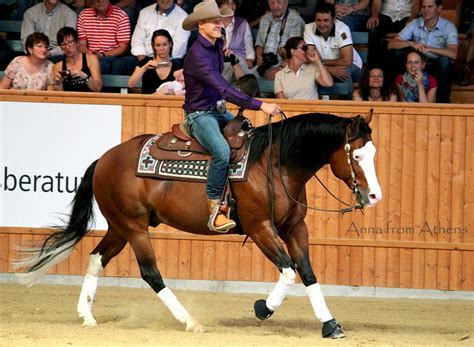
top-left (282, 221), bottom-right (345, 339)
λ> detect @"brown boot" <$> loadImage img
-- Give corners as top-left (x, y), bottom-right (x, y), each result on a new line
top-left (207, 199), bottom-right (236, 233)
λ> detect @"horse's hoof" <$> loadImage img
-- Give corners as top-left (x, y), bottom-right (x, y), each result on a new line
top-left (254, 299), bottom-right (274, 321)
top-left (81, 317), bottom-right (97, 327)
top-left (185, 319), bottom-right (204, 333)
top-left (322, 318), bottom-right (345, 339)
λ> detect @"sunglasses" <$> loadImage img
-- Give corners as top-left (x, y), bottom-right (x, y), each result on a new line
top-left (296, 45), bottom-right (308, 52)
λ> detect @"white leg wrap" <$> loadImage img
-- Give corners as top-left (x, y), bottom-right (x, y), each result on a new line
top-left (305, 283), bottom-right (333, 322)
top-left (157, 287), bottom-right (193, 325)
top-left (266, 267), bottom-right (296, 312)
top-left (77, 253), bottom-right (103, 326)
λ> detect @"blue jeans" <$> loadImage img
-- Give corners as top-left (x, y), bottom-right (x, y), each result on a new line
top-left (185, 109), bottom-right (234, 200)
top-left (339, 13), bottom-right (369, 32)
top-left (99, 56), bottom-right (138, 75)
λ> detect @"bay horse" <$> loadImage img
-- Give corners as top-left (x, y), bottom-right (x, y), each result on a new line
top-left (14, 112), bottom-right (382, 339)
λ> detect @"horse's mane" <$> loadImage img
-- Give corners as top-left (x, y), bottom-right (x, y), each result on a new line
top-left (248, 113), bottom-right (372, 171)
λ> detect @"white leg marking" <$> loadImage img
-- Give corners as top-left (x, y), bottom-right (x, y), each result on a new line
top-left (266, 267), bottom-right (296, 312)
top-left (353, 141), bottom-right (382, 205)
top-left (158, 287), bottom-right (203, 333)
top-left (306, 283), bottom-right (333, 322)
top-left (77, 253), bottom-right (103, 327)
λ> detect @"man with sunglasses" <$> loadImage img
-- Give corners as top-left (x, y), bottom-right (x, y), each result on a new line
top-left (304, 2), bottom-right (362, 83)
top-left (182, 1), bottom-right (280, 233)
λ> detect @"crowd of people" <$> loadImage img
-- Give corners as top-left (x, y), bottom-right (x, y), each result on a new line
top-left (0, 0), bottom-right (473, 104)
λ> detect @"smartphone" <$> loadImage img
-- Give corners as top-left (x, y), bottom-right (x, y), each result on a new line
top-left (156, 62), bottom-right (170, 68)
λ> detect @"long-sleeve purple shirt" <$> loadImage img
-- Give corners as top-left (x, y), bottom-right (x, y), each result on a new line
top-left (183, 34), bottom-right (262, 113)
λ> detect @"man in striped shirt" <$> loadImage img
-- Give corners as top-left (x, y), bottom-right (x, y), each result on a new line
top-left (78, 0), bottom-right (137, 75)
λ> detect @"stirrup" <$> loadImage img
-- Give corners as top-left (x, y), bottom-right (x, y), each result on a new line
top-left (207, 204), bottom-right (235, 233)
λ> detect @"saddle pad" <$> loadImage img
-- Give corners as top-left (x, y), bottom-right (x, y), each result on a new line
top-left (136, 134), bottom-right (251, 182)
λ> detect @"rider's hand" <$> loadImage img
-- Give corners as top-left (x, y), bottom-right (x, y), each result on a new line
top-left (261, 102), bottom-right (281, 116)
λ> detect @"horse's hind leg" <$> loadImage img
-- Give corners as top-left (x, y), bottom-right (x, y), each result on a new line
top-left (77, 227), bottom-right (127, 327)
top-left (127, 229), bottom-right (203, 333)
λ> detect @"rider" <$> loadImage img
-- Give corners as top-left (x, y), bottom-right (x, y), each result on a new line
top-left (182, 1), bottom-right (280, 233)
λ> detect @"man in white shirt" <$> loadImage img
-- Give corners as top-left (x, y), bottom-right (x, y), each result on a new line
top-left (21, 0), bottom-right (77, 62)
top-left (131, 0), bottom-right (190, 63)
top-left (304, 2), bottom-right (362, 82)
top-left (366, 0), bottom-right (420, 64)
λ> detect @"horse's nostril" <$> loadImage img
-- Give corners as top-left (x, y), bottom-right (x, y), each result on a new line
top-left (369, 193), bottom-right (377, 200)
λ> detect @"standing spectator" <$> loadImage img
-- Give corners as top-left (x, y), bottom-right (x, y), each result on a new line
top-left (128, 29), bottom-right (183, 94)
top-left (274, 36), bottom-right (333, 99)
top-left (217, 0), bottom-right (255, 82)
top-left (367, 0), bottom-right (420, 64)
top-left (387, 0), bottom-right (457, 103)
top-left (52, 26), bottom-right (102, 92)
top-left (254, 0), bottom-right (305, 80)
top-left (21, 0), bottom-right (77, 62)
top-left (304, 2), bottom-right (363, 83)
top-left (326, 0), bottom-right (370, 32)
top-left (395, 48), bottom-right (437, 103)
top-left (131, 0), bottom-right (190, 63)
top-left (353, 65), bottom-right (398, 101)
top-left (0, 32), bottom-right (55, 90)
top-left (77, 0), bottom-right (137, 75)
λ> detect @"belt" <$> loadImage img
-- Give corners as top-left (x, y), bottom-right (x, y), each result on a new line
top-left (185, 100), bottom-right (227, 115)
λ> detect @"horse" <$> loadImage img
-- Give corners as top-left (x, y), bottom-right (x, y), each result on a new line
top-left (14, 111), bottom-right (382, 339)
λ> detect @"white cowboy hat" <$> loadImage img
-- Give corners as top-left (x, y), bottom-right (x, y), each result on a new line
top-left (182, 1), bottom-right (233, 31)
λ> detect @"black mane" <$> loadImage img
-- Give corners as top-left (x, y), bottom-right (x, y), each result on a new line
top-left (248, 113), bottom-right (372, 171)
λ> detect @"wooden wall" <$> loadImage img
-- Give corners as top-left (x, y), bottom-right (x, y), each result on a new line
top-left (0, 90), bottom-right (473, 291)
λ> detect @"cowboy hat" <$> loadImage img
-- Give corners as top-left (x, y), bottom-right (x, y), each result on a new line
top-left (182, 1), bottom-right (233, 31)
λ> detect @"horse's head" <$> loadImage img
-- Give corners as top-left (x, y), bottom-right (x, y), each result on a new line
top-left (329, 112), bottom-right (382, 207)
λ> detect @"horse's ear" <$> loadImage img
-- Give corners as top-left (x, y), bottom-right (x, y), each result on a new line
top-left (364, 109), bottom-right (373, 124)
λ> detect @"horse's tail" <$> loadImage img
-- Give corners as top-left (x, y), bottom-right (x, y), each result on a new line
top-left (13, 160), bottom-right (99, 286)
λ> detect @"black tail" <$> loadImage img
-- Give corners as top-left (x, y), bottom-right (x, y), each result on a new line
top-left (14, 160), bottom-right (99, 286)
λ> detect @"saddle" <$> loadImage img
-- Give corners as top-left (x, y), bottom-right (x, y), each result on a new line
top-left (150, 111), bottom-right (253, 163)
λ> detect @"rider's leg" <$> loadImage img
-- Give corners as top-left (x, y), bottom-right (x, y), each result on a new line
top-left (185, 110), bottom-right (236, 232)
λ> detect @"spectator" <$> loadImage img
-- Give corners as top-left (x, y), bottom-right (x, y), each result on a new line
top-left (110, 0), bottom-right (141, 31)
top-left (235, 73), bottom-right (260, 97)
top-left (217, 0), bottom-right (255, 70)
top-left (353, 65), bottom-right (398, 101)
top-left (254, 0), bottom-right (305, 80)
top-left (304, 2), bottom-right (363, 83)
top-left (52, 27), bottom-right (102, 92)
top-left (21, 0), bottom-right (77, 62)
top-left (236, 0), bottom-right (268, 28)
top-left (326, 0), bottom-right (370, 32)
top-left (395, 48), bottom-right (437, 103)
top-left (288, 0), bottom-right (317, 24)
top-left (0, 32), bottom-right (55, 90)
top-left (77, 0), bottom-right (137, 75)
top-left (131, 0), bottom-right (190, 64)
top-left (459, 10), bottom-right (474, 86)
top-left (387, 0), bottom-right (457, 103)
top-left (274, 36), bottom-right (333, 99)
top-left (367, 0), bottom-right (420, 65)
top-left (128, 29), bottom-right (182, 94)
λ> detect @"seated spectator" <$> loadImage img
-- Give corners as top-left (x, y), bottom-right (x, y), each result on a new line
top-left (236, 0), bottom-right (269, 28)
top-left (395, 48), bottom-right (437, 103)
top-left (367, 0), bottom-right (420, 65)
top-left (155, 68), bottom-right (186, 95)
top-left (131, 0), bottom-right (190, 64)
top-left (128, 29), bottom-right (183, 94)
top-left (21, 0), bottom-right (77, 63)
top-left (218, 0), bottom-right (255, 71)
top-left (77, 0), bottom-right (137, 75)
top-left (460, 10), bottom-right (474, 86)
top-left (52, 27), bottom-right (102, 92)
top-left (353, 65), bottom-right (398, 101)
top-left (304, 2), bottom-right (363, 82)
top-left (0, 32), bottom-right (55, 90)
top-left (326, 0), bottom-right (370, 32)
top-left (274, 36), bottom-right (333, 99)
top-left (254, 0), bottom-right (305, 81)
top-left (387, 0), bottom-right (457, 103)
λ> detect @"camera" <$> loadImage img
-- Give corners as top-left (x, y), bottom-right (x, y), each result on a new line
top-left (223, 53), bottom-right (239, 66)
top-left (257, 52), bottom-right (278, 76)
top-left (59, 70), bottom-right (71, 78)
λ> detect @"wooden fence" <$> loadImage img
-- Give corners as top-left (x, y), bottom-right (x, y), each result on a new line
top-left (0, 90), bottom-right (472, 291)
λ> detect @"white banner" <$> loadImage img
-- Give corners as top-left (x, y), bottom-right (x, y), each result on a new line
top-left (0, 101), bottom-right (122, 230)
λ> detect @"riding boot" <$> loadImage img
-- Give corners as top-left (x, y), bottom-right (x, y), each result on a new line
top-left (207, 198), bottom-right (236, 233)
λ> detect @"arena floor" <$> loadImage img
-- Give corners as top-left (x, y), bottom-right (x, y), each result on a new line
top-left (0, 283), bottom-right (473, 346)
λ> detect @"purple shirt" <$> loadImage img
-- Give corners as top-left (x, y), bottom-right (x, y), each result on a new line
top-left (183, 34), bottom-right (262, 113)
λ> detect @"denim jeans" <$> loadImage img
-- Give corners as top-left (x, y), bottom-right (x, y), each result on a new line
top-left (185, 109), bottom-right (234, 200)
top-left (339, 13), bottom-right (369, 32)
top-left (99, 56), bottom-right (138, 75)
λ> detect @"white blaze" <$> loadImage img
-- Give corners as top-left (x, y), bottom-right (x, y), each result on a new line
top-left (352, 141), bottom-right (382, 206)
